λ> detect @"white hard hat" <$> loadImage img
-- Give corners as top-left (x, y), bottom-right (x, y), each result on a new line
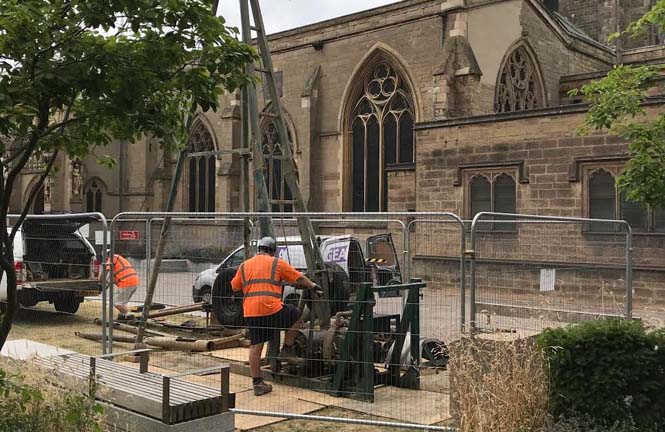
top-left (258, 237), bottom-right (277, 252)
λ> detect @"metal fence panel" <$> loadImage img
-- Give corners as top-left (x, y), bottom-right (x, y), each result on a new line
top-left (105, 212), bottom-right (463, 430)
top-left (469, 212), bottom-right (632, 335)
top-left (5, 213), bottom-right (108, 357)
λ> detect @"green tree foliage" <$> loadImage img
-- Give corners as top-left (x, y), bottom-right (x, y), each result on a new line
top-left (571, 0), bottom-right (665, 208)
top-left (0, 0), bottom-right (256, 348)
top-left (539, 319), bottom-right (665, 429)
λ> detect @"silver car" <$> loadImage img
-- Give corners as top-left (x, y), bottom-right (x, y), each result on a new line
top-left (192, 247), bottom-right (246, 303)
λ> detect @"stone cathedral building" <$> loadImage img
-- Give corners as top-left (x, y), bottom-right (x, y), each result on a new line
top-left (12, 0), bottom-right (665, 302)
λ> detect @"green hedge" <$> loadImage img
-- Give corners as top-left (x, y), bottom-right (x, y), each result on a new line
top-left (538, 319), bottom-right (665, 429)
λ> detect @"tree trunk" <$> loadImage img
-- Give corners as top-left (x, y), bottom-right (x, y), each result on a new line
top-left (0, 241), bottom-right (18, 349)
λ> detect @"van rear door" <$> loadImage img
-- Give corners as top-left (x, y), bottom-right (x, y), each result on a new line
top-left (367, 234), bottom-right (402, 292)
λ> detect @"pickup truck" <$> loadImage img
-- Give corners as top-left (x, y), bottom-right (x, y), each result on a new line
top-left (0, 217), bottom-right (101, 314)
top-left (205, 234), bottom-right (402, 326)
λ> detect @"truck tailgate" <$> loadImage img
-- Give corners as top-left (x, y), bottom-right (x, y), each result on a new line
top-left (29, 279), bottom-right (101, 293)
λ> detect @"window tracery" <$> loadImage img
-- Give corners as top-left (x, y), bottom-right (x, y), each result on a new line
top-left (350, 62), bottom-right (415, 212)
top-left (495, 45), bottom-right (544, 113)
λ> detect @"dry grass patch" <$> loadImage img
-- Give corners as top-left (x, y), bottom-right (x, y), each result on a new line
top-left (450, 334), bottom-right (549, 432)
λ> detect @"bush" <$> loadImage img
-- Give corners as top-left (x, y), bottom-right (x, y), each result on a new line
top-left (0, 360), bottom-right (104, 432)
top-left (542, 416), bottom-right (659, 432)
top-left (538, 319), bottom-right (665, 429)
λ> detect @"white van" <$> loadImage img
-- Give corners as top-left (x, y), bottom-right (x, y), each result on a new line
top-left (0, 218), bottom-right (101, 314)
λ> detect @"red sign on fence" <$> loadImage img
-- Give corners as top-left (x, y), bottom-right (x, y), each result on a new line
top-left (119, 231), bottom-right (140, 241)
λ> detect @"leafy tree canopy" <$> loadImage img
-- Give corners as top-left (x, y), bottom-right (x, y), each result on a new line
top-left (0, 0), bottom-right (255, 349)
top-left (0, 0), bottom-right (255, 163)
top-left (572, 0), bottom-right (665, 208)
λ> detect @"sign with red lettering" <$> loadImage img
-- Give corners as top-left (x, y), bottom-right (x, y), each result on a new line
top-left (120, 231), bottom-right (140, 241)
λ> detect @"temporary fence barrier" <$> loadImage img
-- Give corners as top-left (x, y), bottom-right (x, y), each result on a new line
top-left (468, 212), bottom-right (633, 334)
top-left (1, 209), bottom-right (643, 430)
top-left (4, 212), bottom-right (108, 356)
top-left (107, 211), bottom-right (464, 430)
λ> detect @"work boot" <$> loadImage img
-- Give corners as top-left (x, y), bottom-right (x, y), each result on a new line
top-left (253, 381), bottom-right (273, 396)
top-left (117, 314), bottom-right (136, 322)
top-left (278, 345), bottom-right (303, 365)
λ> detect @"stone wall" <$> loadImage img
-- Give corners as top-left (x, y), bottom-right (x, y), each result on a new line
top-left (387, 170), bottom-right (417, 212)
top-left (558, 0), bottom-right (657, 49)
top-left (414, 103), bottom-right (665, 301)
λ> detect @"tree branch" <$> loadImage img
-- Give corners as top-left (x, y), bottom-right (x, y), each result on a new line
top-left (1, 102), bottom-right (50, 219)
top-left (9, 148), bottom-right (60, 243)
top-left (1, 144), bottom-right (29, 165)
top-left (10, 97), bottom-right (75, 241)
top-left (43, 116), bottom-right (85, 136)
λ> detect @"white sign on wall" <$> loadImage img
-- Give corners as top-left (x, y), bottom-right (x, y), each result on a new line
top-left (540, 268), bottom-right (556, 292)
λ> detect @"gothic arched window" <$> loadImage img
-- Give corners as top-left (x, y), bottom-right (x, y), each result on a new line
top-left (261, 117), bottom-right (296, 212)
top-left (84, 179), bottom-right (105, 213)
top-left (186, 121), bottom-right (216, 213)
top-left (350, 62), bottom-right (415, 212)
top-left (468, 172), bottom-right (516, 230)
top-left (495, 44), bottom-right (545, 113)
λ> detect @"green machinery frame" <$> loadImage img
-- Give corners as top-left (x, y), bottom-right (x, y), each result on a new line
top-left (266, 278), bottom-right (425, 402)
top-left (331, 278), bottom-right (424, 402)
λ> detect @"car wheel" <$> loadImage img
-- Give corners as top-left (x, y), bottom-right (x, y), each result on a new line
top-left (211, 272), bottom-right (244, 328)
top-left (199, 286), bottom-right (212, 304)
top-left (54, 295), bottom-right (81, 314)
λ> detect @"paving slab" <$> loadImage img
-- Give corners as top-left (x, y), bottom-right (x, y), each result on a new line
top-left (332, 387), bottom-right (450, 425)
top-left (122, 361), bottom-right (330, 430)
top-left (234, 387), bottom-right (325, 430)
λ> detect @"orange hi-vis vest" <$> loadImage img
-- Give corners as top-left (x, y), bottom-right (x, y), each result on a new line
top-left (106, 255), bottom-right (139, 288)
top-left (238, 255), bottom-right (283, 317)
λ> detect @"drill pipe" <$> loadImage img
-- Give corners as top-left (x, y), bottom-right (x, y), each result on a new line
top-left (147, 303), bottom-right (205, 319)
top-left (75, 332), bottom-right (216, 352)
top-left (92, 318), bottom-right (169, 338)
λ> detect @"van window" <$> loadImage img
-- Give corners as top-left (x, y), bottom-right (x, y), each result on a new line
top-left (369, 240), bottom-right (396, 266)
top-left (226, 249), bottom-right (245, 268)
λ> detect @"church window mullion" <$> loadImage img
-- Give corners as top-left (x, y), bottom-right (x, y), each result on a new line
top-left (349, 62), bottom-right (415, 212)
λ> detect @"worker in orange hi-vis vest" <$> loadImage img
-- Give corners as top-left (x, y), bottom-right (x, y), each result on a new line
top-left (103, 250), bottom-right (140, 321)
top-left (231, 237), bottom-right (323, 396)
